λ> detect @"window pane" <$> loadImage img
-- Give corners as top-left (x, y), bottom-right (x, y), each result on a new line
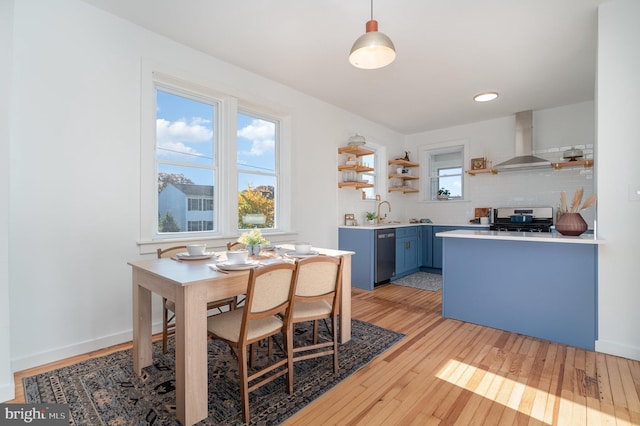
top-left (156, 88), bottom-right (216, 234)
top-left (360, 152), bottom-right (377, 200)
top-left (238, 174), bottom-right (275, 229)
top-left (237, 112), bottom-right (277, 230)
top-left (426, 146), bottom-right (464, 200)
top-left (438, 167), bottom-right (462, 198)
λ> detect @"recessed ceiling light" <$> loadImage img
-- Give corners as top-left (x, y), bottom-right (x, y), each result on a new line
top-left (473, 92), bottom-right (499, 102)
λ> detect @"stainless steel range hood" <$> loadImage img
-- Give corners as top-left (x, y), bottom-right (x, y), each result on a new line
top-left (495, 110), bottom-right (551, 171)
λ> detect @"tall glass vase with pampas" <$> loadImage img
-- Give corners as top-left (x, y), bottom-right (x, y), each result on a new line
top-left (556, 187), bottom-right (597, 236)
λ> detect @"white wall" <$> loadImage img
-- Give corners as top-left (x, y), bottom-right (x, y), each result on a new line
top-left (400, 102), bottom-right (596, 226)
top-left (595, 0), bottom-right (640, 361)
top-left (4, 0), bottom-right (638, 393)
top-left (6, 0), bottom-right (403, 372)
top-left (0, 0), bottom-right (14, 403)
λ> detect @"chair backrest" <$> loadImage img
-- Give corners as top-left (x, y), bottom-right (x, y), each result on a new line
top-left (293, 255), bottom-right (343, 311)
top-left (227, 241), bottom-right (246, 251)
top-left (157, 246), bottom-right (187, 259)
top-left (240, 262), bottom-right (297, 341)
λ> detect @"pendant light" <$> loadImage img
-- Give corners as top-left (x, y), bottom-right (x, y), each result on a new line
top-left (349, 0), bottom-right (396, 70)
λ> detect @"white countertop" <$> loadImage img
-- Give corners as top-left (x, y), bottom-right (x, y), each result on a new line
top-left (436, 229), bottom-right (603, 245)
top-left (339, 223), bottom-right (488, 230)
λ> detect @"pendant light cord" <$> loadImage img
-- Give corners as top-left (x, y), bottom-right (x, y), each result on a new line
top-left (370, 0), bottom-right (374, 20)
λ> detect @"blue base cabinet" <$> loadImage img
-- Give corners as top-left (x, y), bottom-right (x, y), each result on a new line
top-left (338, 228), bottom-right (375, 290)
top-left (441, 237), bottom-right (597, 350)
top-left (431, 225), bottom-right (482, 271)
top-left (421, 226), bottom-right (433, 267)
top-left (394, 226), bottom-right (420, 279)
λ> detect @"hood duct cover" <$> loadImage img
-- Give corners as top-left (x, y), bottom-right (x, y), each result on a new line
top-left (495, 111), bottom-right (551, 171)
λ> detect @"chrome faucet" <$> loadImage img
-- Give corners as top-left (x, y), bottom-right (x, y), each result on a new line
top-left (377, 201), bottom-right (391, 224)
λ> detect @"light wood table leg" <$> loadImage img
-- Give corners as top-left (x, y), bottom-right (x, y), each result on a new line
top-left (174, 284), bottom-right (209, 425)
top-left (132, 269), bottom-right (152, 375)
top-left (340, 254), bottom-right (352, 343)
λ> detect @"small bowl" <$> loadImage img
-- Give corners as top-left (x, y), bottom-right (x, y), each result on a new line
top-left (186, 244), bottom-right (206, 256)
top-left (294, 242), bottom-right (312, 254)
top-left (226, 249), bottom-right (249, 265)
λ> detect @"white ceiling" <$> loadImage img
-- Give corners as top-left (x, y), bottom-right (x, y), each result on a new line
top-left (80, 0), bottom-right (606, 134)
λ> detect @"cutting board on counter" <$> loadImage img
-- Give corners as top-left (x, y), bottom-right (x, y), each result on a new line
top-left (475, 208), bottom-right (490, 218)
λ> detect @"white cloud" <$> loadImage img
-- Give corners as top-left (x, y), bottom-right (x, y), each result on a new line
top-left (156, 118), bottom-right (212, 157)
top-left (237, 119), bottom-right (275, 156)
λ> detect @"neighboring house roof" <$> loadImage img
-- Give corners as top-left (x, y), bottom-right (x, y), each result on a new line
top-left (169, 183), bottom-right (213, 197)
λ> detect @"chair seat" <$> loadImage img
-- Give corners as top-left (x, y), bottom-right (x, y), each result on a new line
top-left (207, 308), bottom-right (284, 342)
top-left (292, 300), bottom-right (332, 320)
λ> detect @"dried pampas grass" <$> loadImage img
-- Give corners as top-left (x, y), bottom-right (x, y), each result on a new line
top-left (559, 187), bottom-right (596, 213)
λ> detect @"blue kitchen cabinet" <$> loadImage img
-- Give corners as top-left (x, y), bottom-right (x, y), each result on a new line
top-left (394, 226), bottom-right (419, 278)
top-left (432, 226), bottom-right (485, 269)
top-left (421, 225), bottom-right (433, 267)
top-left (338, 227), bottom-right (375, 290)
top-left (441, 235), bottom-right (598, 350)
top-left (432, 226), bottom-right (453, 269)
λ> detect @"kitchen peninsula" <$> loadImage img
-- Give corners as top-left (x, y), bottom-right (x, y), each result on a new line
top-left (438, 229), bottom-right (602, 350)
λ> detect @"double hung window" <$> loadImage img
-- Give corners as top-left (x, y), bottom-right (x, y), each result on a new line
top-left (424, 145), bottom-right (465, 200)
top-left (150, 74), bottom-right (285, 242)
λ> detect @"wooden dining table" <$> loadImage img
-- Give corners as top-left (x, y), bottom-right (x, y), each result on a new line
top-left (128, 246), bottom-right (354, 426)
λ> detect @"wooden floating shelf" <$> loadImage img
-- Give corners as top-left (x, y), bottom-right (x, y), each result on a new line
top-left (389, 187), bottom-right (419, 193)
top-left (338, 164), bottom-right (374, 172)
top-left (388, 159), bottom-right (419, 167)
top-left (338, 181), bottom-right (374, 189)
top-left (388, 173), bottom-right (419, 180)
top-left (338, 146), bottom-right (375, 157)
top-left (465, 168), bottom-right (499, 176)
top-left (551, 159), bottom-right (594, 170)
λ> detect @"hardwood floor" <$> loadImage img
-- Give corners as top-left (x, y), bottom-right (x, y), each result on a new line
top-left (8, 284), bottom-right (640, 425)
top-left (284, 284), bottom-right (640, 425)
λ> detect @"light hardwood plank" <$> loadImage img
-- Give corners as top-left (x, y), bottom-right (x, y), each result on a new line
top-left (8, 284), bottom-right (640, 426)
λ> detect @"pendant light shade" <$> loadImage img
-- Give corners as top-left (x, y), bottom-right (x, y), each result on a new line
top-left (349, 1), bottom-right (396, 69)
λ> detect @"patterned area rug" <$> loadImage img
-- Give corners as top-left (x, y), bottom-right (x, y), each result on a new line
top-left (23, 319), bottom-right (404, 425)
top-left (392, 272), bottom-right (442, 291)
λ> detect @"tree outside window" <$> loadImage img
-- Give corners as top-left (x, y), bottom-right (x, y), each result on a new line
top-left (237, 112), bottom-right (278, 230)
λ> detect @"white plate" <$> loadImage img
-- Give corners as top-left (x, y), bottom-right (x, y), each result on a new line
top-left (176, 252), bottom-right (216, 260)
top-left (216, 260), bottom-right (260, 271)
top-left (284, 250), bottom-right (319, 259)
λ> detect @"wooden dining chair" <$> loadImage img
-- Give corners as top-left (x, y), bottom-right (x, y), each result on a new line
top-left (226, 241), bottom-right (246, 251)
top-left (290, 255), bottom-right (343, 376)
top-left (157, 246), bottom-right (237, 353)
top-left (206, 262), bottom-right (298, 424)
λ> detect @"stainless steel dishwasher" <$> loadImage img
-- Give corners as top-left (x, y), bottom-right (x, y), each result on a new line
top-left (374, 228), bottom-right (395, 285)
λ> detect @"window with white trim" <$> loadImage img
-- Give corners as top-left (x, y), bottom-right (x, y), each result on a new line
top-left (425, 145), bottom-right (464, 200)
top-left (147, 72), bottom-right (288, 242)
top-left (156, 87), bottom-right (217, 235)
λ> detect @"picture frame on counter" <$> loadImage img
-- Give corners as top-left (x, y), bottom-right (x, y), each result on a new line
top-left (344, 213), bottom-right (356, 226)
top-left (471, 157), bottom-right (486, 170)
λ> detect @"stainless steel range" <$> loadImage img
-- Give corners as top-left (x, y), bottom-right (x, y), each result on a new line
top-left (490, 207), bottom-right (554, 232)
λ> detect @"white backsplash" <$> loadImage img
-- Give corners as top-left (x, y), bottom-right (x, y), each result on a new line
top-left (340, 102), bottom-right (597, 229)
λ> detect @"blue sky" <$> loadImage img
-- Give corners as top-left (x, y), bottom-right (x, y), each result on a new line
top-left (156, 89), bottom-right (276, 190)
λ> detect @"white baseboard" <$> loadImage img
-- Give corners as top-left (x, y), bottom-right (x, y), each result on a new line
top-left (0, 380), bottom-right (16, 403)
top-left (595, 339), bottom-right (640, 361)
top-left (11, 323), bottom-right (164, 373)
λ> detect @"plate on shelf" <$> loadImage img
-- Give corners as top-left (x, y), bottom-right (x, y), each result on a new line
top-left (176, 252), bottom-right (217, 261)
top-left (215, 260), bottom-right (260, 271)
top-left (284, 250), bottom-right (320, 259)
